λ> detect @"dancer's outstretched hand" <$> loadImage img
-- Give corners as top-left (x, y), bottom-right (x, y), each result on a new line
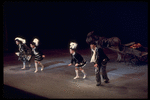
top-left (68, 63), bottom-right (72, 66)
top-left (15, 52), bottom-right (19, 56)
top-left (75, 63), bottom-right (78, 67)
top-left (94, 63), bottom-right (98, 68)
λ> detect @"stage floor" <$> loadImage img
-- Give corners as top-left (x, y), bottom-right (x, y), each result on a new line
top-left (3, 49), bottom-right (148, 99)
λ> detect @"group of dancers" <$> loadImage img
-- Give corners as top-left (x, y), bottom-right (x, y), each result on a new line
top-left (15, 37), bottom-right (109, 86)
top-left (15, 37), bottom-right (45, 73)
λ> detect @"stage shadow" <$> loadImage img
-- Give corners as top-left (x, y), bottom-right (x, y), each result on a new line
top-left (44, 61), bottom-right (65, 68)
top-left (101, 83), bottom-right (128, 95)
top-left (3, 85), bottom-right (48, 99)
top-left (10, 66), bottom-right (31, 71)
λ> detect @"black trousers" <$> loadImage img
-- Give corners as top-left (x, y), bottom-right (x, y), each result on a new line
top-left (95, 63), bottom-right (109, 84)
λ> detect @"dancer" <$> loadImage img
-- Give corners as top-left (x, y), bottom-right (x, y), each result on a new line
top-left (15, 37), bottom-right (32, 69)
top-left (30, 38), bottom-right (45, 73)
top-left (90, 41), bottom-right (109, 86)
top-left (68, 42), bottom-right (86, 79)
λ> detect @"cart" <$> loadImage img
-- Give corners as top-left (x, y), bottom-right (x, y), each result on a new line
top-left (108, 42), bottom-right (148, 66)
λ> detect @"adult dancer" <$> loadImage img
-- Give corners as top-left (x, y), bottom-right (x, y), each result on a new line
top-left (90, 42), bottom-right (109, 86)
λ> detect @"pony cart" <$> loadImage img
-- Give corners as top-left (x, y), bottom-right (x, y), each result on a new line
top-left (108, 42), bottom-right (148, 66)
top-left (86, 31), bottom-right (148, 65)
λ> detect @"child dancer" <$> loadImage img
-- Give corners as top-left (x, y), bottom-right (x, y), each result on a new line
top-left (68, 42), bottom-right (86, 79)
top-left (30, 38), bottom-right (45, 73)
top-left (15, 37), bottom-right (32, 69)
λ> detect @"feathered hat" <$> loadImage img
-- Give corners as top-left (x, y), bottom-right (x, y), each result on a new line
top-left (15, 37), bottom-right (26, 44)
top-left (32, 38), bottom-right (39, 46)
top-left (70, 42), bottom-right (78, 50)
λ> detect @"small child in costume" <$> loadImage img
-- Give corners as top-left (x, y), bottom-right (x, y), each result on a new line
top-left (15, 37), bottom-right (32, 69)
top-left (30, 38), bottom-right (45, 73)
top-left (68, 42), bottom-right (86, 79)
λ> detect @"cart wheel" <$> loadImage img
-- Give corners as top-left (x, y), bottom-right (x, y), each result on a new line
top-left (124, 53), bottom-right (132, 65)
top-left (130, 57), bottom-right (139, 66)
top-left (141, 55), bottom-right (148, 62)
top-left (124, 54), bottom-right (139, 66)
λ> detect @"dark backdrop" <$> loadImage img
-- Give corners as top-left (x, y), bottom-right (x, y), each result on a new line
top-left (3, 1), bottom-right (148, 52)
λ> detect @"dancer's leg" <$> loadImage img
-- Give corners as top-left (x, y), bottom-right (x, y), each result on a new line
top-left (74, 67), bottom-right (79, 79)
top-left (34, 61), bottom-right (38, 73)
top-left (79, 67), bottom-right (86, 79)
top-left (38, 61), bottom-right (44, 71)
top-left (21, 62), bottom-right (26, 69)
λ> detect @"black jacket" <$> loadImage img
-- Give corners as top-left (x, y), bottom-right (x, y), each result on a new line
top-left (18, 43), bottom-right (32, 55)
top-left (91, 48), bottom-right (109, 65)
top-left (17, 43), bottom-right (32, 62)
top-left (71, 52), bottom-right (84, 64)
top-left (31, 47), bottom-right (44, 61)
top-left (31, 46), bottom-right (43, 56)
